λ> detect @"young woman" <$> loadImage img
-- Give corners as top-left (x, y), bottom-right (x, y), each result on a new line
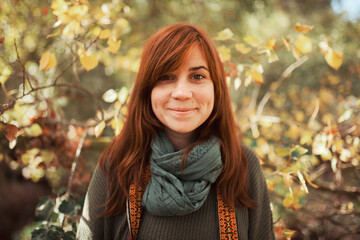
top-left (77, 24), bottom-right (274, 240)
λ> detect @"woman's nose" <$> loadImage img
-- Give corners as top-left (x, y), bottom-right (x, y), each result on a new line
top-left (171, 79), bottom-right (193, 100)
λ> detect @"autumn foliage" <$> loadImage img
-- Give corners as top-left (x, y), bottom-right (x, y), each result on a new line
top-left (0, 0), bottom-right (359, 239)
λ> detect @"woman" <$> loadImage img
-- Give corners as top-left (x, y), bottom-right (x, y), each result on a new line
top-left (77, 24), bottom-right (274, 240)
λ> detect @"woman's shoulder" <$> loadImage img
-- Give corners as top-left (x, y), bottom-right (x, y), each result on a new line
top-left (241, 144), bottom-right (261, 170)
top-left (241, 144), bottom-right (267, 190)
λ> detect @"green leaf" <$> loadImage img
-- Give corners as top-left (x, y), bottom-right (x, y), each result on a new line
top-left (292, 145), bottom-right (308, 155)
top-left (275, 147), bottom-right (291, 157)
top-left (31, 225), bottom-right (64, 240)
top-left (52, 187), bottom-right (66, 195)
top-left (34, 197), bottom-right (55, 222)
top-left (63, 231), bottom-right (76, 240)
top-left (59, 199), bottom-right (76, 215)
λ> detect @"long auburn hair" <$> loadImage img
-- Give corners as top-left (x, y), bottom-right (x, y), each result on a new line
top-left (99, 24), bottom-right (255, 217)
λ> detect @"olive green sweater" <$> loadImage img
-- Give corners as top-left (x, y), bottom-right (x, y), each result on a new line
top-left (77, 146), bottom-right (275, 240)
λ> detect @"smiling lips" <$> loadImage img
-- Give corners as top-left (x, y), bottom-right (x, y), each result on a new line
top-left (168, 107), bottom-right (197, 116)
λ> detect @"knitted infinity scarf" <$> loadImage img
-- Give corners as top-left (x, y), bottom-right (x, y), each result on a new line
top-left (142, 132), bottom-right (223, 216)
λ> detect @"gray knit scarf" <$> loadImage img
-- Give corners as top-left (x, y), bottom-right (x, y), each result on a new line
top-left (142, 132), bottom-right (223, 216)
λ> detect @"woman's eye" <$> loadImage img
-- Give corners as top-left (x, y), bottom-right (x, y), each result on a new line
top-left (158, 75), bottom-right (173, 81)
top-left (191, 74), bottom-right (205, 80)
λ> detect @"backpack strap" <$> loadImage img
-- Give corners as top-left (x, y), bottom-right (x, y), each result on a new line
top-left (127, 166), bottom-right (239, 239)
top-left (217, 193), bottom-right (239, 239)
top-left (127, 165), bottom-right (151, 239)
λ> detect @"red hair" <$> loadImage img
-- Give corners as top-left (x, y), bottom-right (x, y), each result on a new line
top-left (99, 24), bottom-right (254, 217)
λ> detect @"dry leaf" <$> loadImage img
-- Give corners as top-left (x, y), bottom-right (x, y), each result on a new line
top-left (265, 37), bottom-right (275, 50)
top-left (1, 124), bottom-right (18, 142)
top-left (295, 23), bottom-right (314, 34)
top-left (99, 29), bottom-right (111, 39)
top-left (39, 52), bottom-right (57, 71)
top-left (235, 43), bottom-right (251, 54)
top-left (215, 28), bottom-right (234, 41)
top-left (243, 35), bottom-right (261, 47)
top-left (250, 70), bottom-right (264, 84)
top-left (218, 46), bottom-right (231, 61)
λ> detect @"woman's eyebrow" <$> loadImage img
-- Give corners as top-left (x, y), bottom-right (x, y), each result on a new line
top-left (189, 66), bottom-right (209, 72)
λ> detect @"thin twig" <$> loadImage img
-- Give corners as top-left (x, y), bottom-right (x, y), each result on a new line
top-left (53, 36), bottom-right (99, 85)
top-left (14, 39), bottom-right (34, 91)
top-left (309, 98), bottom-right (320, 123)
top-left (60, 129), bottom-right (87, 228)
top-left (65, 129), bottom-right (87, 200)
top-left (256, 55), bottom-right (309, 118)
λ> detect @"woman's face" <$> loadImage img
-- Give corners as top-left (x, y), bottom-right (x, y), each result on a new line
top-left (151, 45), bottom-right (215, 136)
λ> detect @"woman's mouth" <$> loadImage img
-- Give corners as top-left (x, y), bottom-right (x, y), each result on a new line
top-left (168, 108), bottom-right (197, 116)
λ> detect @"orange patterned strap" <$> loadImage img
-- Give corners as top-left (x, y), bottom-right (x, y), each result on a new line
top-left (217, 193), bottom-right (239, 240)
top-left (128, 167), bottom-right (239, 240)
top-left (128, 165), bottom-right (151, 240)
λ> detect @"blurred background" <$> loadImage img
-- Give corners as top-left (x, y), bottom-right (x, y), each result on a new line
top-left (0, 0), bottom-right (359, 239)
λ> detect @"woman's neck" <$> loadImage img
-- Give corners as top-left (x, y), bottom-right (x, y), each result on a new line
top-left (164, 128), bottom-right (195, 151)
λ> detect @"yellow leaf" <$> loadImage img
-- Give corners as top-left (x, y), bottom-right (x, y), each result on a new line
top-left (95, 121), bottom-right (105, 138)
top-left (235, 43), bottom-right (251, 54)
top-left (63, 21), bottom-right (81, 39)
top-left (243, 35), bottom-right (261, 47)
top-left (283, 229), bottom-right (296, 238)
top-left (46, 53), bottom-right (57, 71)
top-left (51, 0), bottom-right (68, 16)
top-left (99, 29), bottom-right (111, 39)
top-left (319, 41), bottom-right (330, 54)
top-left (283, 192), bottom-right (300, 210)
top-left (268, 49), bottom-right (279, 63)
top-left (266, 180), bottom-right (274, 192)
top-left (265, 37), bottom-right (275, 50)
top-left (107, 37), bottom-right (121, 54)
top-left (215, 28), bottom-right (234, 41)
top-left (294, 23), bottom-right (314, 34)
top-left (275, 147), bottom-right (290, 157)
top-left (102, 89), bottom-right (118, 103)
top-left (39, 52), bottom-right (57, 71)
top-left (39, 52), bottom-right (50, 70)
top-left (283, 174), bottom-right (294, 187)
top-left (293, 145), bottom-right (308, 155)
top-left (339, 148), bottom-right (351, 162)
top-left (320, 148), bottom-right (332, 161)
top-left (80, 53), bottom-right (98, 71)
top-left (24, 123), bottom-right (42, 137)
top-left (294, 34), bottom-right (312, 55)
top-left (110, 118), bottom-right (123, 135)
top-left (92, 27), bottom-right (102, 37)
top-left (300, 130), bottom-right (312, 145)
top-left (250, 70), bottom-right (264, 84)
top-left (118, 87), bottom-right (129, 104)
top-left (218, 46), bottom-right (231, 61)
top-left (0, 66), bottom-right (12, 84)
top-left (68, 5), bottom-right (88, 20)
top-left (325, 49), bottom-right (344, 70)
